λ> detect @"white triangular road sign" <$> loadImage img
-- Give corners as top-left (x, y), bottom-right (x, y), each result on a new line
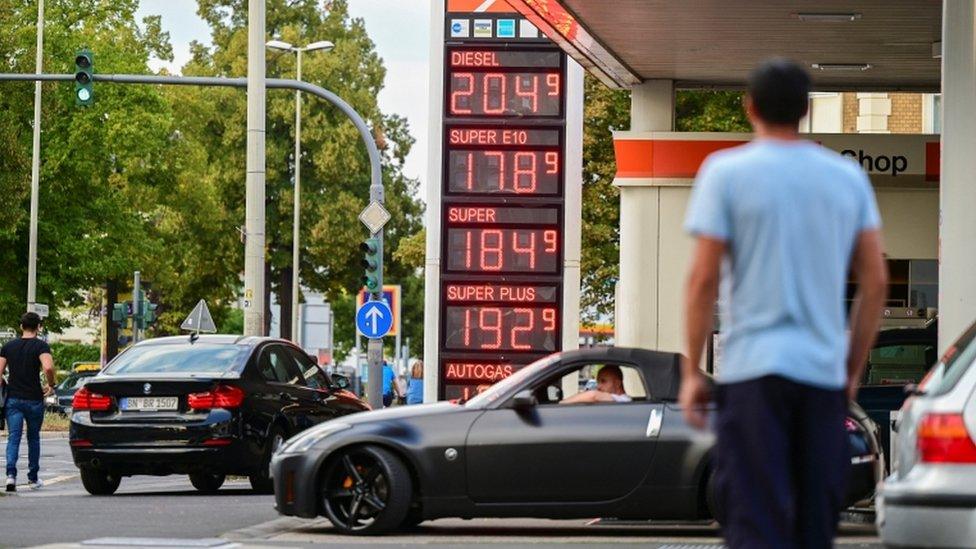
top-left (181, 299), bottom-right (218, 333)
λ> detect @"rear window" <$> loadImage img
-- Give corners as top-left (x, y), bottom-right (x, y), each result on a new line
top-left (103, 343), bottom-right (248, 375)
top-left (927, 322), bottom-right (976, 397)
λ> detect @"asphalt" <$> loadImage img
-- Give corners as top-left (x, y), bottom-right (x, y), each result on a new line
top-left (0, 434), bottom-right (884, 549)
top-left (0, 434), bottom-right (278, 548)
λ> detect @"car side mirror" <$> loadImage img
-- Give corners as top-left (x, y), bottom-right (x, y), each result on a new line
top-left (904, 383), bottom-right (925, 396)
top-left (332, 374), bottom-right (350, 390)
top-left (511, 390), bottom-right (537, 409)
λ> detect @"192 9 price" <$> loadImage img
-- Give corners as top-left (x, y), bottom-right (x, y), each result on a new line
top-left (444, 306), bottom-right (558, 351)
top-left (447, 228), bottom-right (559, 273)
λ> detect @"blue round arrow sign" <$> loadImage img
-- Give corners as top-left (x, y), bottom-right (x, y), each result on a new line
top-left (356, 300), bottom-right (393, 339)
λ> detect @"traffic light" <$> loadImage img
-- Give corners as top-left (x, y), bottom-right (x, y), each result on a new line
top-left (143, 302), bottom-right (158, 328)
top-left (111, 302), bottom-right (128, 329)
top-left (360, 237), bottom-right (381, 292)
top-left (74, 49), bottom-right (93, 107)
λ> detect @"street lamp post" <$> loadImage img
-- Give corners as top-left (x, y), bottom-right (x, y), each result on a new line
top-left (27, 0), bottom-right (44, 313)
top-left (266, 39), bottom-right (334, 343)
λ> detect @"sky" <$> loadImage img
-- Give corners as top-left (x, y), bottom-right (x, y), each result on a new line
top-left (134, 0), bottom-right (432, 186)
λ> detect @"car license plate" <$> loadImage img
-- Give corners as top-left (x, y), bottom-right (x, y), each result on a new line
top-left (120, 397), bottom-right (178, 411)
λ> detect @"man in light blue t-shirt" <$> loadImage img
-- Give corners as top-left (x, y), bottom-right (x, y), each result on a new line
top-left (680, 59), bottom-right (888, 548)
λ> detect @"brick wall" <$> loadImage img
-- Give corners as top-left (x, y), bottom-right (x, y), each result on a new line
top-left (888, 93), bottom-right (923, 134)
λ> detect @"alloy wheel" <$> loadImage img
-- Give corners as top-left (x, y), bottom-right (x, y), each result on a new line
top-left (321, 449), bottom-right (391, 531)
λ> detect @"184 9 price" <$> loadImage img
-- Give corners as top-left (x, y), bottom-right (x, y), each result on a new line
top-left (447, 228), bottom-right (559, 273)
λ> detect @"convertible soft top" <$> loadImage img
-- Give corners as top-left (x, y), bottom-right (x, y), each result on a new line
top-left (556, 347), bottom-right (684, 402)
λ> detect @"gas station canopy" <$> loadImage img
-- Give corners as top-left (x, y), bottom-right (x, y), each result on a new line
top-left (511, 0), bottom-right (942, 91)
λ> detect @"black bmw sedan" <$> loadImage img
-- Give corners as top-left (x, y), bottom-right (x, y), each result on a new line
top-left (69, 335), bottom-right (369, 496)
top-left (271, 347), bottom-right (882, 534)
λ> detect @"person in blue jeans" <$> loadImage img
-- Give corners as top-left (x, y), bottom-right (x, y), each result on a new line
top-left (406, 360), bottom-right (424, 405)
top-left (0, 312), bottom-right (57, 492)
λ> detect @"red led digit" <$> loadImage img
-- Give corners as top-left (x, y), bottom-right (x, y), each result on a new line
top-left (546, 73), bottom-right (560, 96)
top-left (513, 152), bottom-right (537, 193)
top-left (451, 73), bottom-right (474, 114)
top-left (515, 74), bottom-right (538, 113)
top-left (483, 73), bottom-right (506, 114)
top-left (544, 230), bottom-right (558, 253)
top-left (485, 151), bottom-right (505, 190)
top-left (479, 307), bottom-right (502, 349)
top-left (481, 230), bottom-right (503, 271)
top-left (465, 152), bottom-right (474, 190)
top-left (464, 309), bottom-right (472, 346)
top-left (545, 151), bottom-right (559, 174)
top-left (511, 231), bottom-right (536, 269)
top-left (511, 308), bottom-right (533, 350)
top-left (543, 308), bottom-right (557, 332)
top-left (465, 230), bottom-right (473, 268)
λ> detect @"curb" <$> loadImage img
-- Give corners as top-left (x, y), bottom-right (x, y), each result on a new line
top-left (222, 516), bottom-right (328, 541)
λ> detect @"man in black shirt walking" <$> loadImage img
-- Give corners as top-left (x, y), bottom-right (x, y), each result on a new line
top-left (0, 312), bottom-right (56, 491)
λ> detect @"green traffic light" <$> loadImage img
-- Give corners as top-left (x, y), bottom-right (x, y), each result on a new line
top-left (74, 49), bottom-right (94, 107)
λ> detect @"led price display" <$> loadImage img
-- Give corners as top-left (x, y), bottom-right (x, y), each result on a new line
top-left (444, 306), bottom-right (558, 352)
top-left (446, 228), bottom-right (559, 273)
top-left (439, 40), bottom-right (567, 400)
top-left (450, 71), bottom-right (561, 117)
top-left (448, 149), bottom-right (560, 194)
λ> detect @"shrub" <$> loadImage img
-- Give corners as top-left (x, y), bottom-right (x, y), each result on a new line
top-left (49, 342), bottom-right (100, 371)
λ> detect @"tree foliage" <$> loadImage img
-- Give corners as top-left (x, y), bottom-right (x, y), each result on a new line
top-left (0, 1), bottom-right (424, 359)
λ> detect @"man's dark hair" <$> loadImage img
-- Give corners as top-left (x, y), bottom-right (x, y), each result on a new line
top-left (20, 311), bottom-right (42, 331)
top-left (746, 58), bottom-right (811, 125)
top-left (598, 365), bottom-right (623, 382)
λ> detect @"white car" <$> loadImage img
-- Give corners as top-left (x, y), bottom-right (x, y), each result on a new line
top-left (877, 320), bottom-right (976, 548)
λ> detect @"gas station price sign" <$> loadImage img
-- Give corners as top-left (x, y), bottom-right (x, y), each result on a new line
top-left (438, 40), bottom-right (568, 400)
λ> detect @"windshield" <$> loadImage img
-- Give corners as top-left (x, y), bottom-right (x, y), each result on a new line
top-left (465, 354), bottom-right (561, 408)
top-left (103, 343), bottom-right (248, 376)
top-left (926, 321), bottom-right (976, 397)
top-left (58, 375), bottom-right (93, 390)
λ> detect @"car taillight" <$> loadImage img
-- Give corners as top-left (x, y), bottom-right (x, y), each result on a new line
top-left (187, 384), bottom-right (245, 410)
top-left (72, 387), bottom-right (112, 411)
top-left (917, 413), bottom-right (976, 463)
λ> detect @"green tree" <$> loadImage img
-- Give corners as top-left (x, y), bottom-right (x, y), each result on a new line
top-left (0, 0), bottom-right (189, 331)
top-left (182, 0), bottom-right (424, 352)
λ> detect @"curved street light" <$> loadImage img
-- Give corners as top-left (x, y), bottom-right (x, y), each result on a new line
top-left (265, 39), bottom-right (335, 343)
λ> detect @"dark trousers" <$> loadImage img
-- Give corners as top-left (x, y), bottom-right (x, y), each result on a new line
top-left (714, 375), bottom-right (849, 549)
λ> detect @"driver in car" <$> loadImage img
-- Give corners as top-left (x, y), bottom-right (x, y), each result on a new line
top-left (561, 365), bottom-right (632, 404)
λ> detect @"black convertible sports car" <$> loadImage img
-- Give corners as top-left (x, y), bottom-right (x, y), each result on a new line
top-left (271, 347), bottom-right (882, 534)
top-left (69, 335), bottom-right (369, 495)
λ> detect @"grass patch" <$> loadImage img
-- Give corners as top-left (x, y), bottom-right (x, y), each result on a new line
top-left (41, 412), bottom-right (70, 432)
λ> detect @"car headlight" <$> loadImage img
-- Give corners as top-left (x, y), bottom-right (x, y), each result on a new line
top-left (278, 422), bottom-right (352, 455)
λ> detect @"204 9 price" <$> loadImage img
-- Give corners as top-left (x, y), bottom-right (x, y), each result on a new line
top-left (447, 228), bottom-right (559, 273)
top-left (450, 71), bottom-right (561, 116)
top-left (446, 306), bottom-right (558, 351)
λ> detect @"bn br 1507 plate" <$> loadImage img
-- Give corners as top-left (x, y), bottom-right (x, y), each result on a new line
top-left (120, 396), bottom-right (178, 411)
